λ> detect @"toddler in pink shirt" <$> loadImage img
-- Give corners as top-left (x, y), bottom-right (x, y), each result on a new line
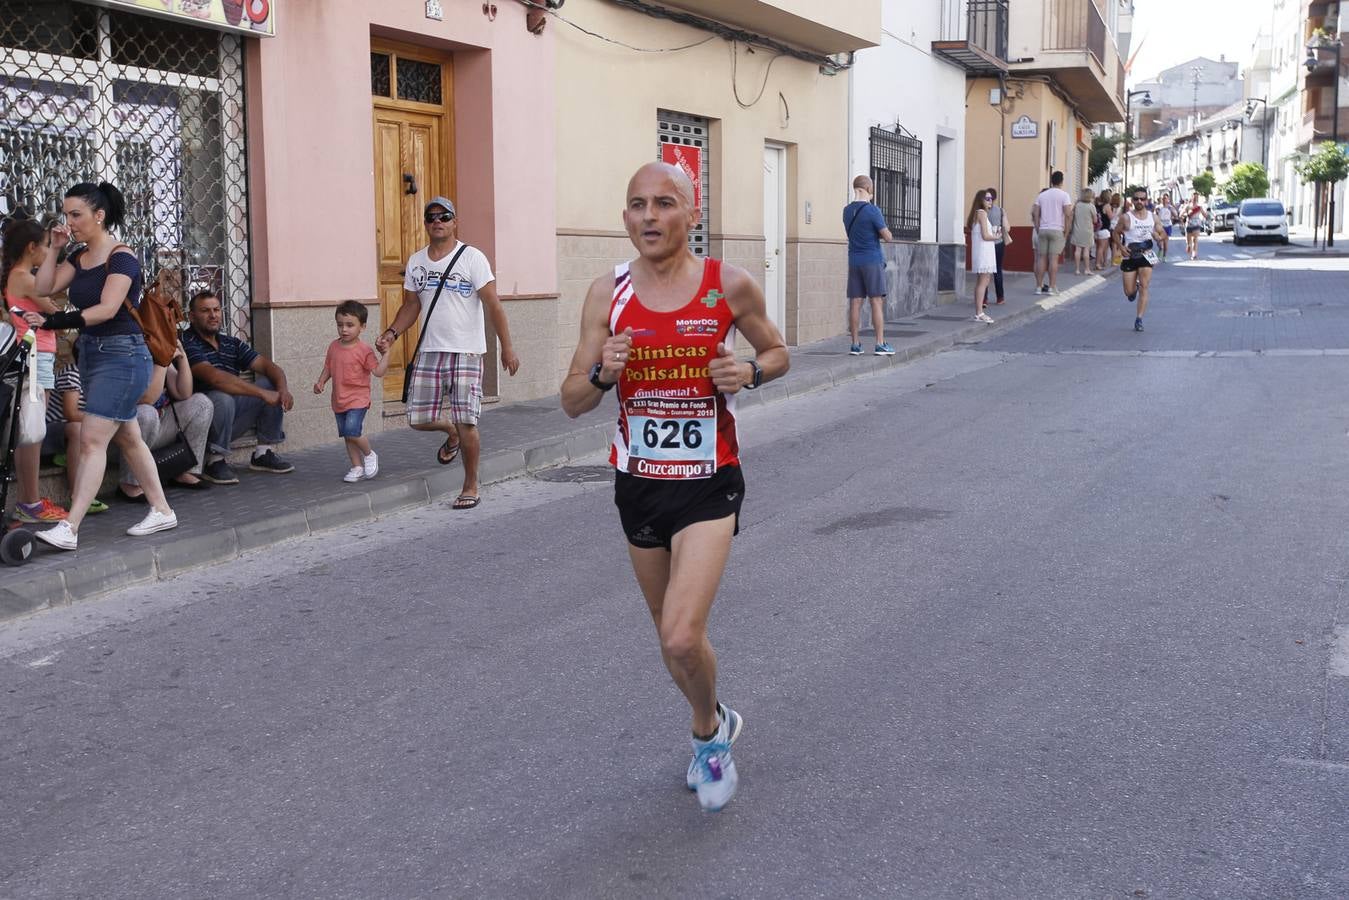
top-left (314, 301), bottom-right (390, 482)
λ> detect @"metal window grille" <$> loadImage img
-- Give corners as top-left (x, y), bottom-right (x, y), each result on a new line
top-left (869, 125), bottom-right (922, 242)
top-left (657, 110), bottom-right (710, 257)
top-left (0, 0), bottom-right (252, 338)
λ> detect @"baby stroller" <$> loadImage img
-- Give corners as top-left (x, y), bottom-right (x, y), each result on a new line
top-left (0, 319), bottom-right (37, 565)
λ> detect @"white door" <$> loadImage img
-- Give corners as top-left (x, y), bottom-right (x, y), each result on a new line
top-left (762, 144), bottom-right (786, 331)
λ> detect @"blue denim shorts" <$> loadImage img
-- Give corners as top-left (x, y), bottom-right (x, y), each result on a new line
top-left (335, 406), bottom-right (368, 438)
top-left (77, 334), bottom-right (153, 422)
top-left (35, 351), bottom-right (55, 390)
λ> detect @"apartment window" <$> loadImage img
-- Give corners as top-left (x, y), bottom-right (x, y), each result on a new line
top-left (657, 110), bottom-right (710, 256)
top-left (869, 125), bottom-right (921, 242)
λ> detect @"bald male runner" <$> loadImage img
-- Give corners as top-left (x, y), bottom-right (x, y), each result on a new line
top-left (561, 162), bottom-right (789, 812)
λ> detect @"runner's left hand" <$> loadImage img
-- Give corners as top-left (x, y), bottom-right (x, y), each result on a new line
top-left (709, 342), bottom-right (747, 394)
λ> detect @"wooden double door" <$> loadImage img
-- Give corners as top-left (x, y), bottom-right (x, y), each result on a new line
top-left (372, 41), bottom-right (454, 402)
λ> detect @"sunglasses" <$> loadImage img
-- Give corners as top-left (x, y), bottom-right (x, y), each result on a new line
top-left (424, 212), bottom-right (454, 224)
top-left (983, 195), bottom-right (993, 201)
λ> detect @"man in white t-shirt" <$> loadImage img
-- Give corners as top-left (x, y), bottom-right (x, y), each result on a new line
top-left (377, 197), bottom-right (520, 509)
top-left (1031, 170), bottom-right (1073, 295)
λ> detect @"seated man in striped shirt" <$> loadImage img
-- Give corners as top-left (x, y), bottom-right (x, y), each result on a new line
top-left (184, 291), bottom-right (295, 484)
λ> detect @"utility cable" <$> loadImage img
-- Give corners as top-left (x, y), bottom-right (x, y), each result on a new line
top-left (731, 42), bottom-right (784, 109)
top-left (513, 0), bottom-right (715, 52)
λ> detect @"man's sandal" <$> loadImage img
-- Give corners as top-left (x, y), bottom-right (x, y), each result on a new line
top-left (452, 494), bottom-right (480, 510)
top-left (437, 436), bottom-right (460, 465)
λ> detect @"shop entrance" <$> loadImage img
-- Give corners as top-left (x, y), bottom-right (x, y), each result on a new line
top-left (371, 41), bottom-right (454, 403)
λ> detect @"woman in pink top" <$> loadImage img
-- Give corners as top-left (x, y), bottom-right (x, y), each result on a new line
top-left (313, 300), bottom-right (389, 482)
top-left (3, 217), bottom-right (67, 523)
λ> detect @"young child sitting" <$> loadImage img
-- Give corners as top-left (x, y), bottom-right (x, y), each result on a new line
top-left (313, 301), bottom-right (388, 482)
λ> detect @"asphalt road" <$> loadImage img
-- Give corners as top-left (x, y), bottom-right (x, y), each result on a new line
top-left (3, 234), bottom-right (1347, 899)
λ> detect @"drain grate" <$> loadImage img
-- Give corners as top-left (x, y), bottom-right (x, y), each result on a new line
top-left (532, 465), bottom-right (613, 484)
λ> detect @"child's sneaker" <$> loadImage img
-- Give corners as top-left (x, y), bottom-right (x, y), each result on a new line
top-left (362, 452), bottom-right (379, 480)
top-left (343, 466), bottom-right (364, 483)
top-left (15, 499), bottom-right (66, 523)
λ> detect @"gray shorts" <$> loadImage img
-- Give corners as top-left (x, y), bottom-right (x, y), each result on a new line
top-left (847, 263), bottom-right (887, 299)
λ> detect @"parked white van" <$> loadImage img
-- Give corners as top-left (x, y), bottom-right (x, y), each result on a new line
top-left (1233, 199), bottom-right (1290, 245)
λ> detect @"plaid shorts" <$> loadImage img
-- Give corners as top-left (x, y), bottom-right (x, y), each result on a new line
top-left (406, 351), bottom-right (483, 426)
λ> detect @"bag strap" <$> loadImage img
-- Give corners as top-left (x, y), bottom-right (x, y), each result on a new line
top-left (844, 204), bottom-right (865, 239)
top-left (403, 243), bottom-right (469, 370)
top-left (106, 243), bottom-right (144, 325)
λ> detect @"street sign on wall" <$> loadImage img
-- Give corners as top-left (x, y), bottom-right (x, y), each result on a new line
top-left (88, 0), bottom-right (277, 36)
top-left (1011, 115), bottom-right (1038, 139)
top-left (660, 142), bottom-right (702, 209)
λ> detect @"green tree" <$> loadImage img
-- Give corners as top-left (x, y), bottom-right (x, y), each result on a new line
top-left (1192, 169), bottom-right (1216, 198)
top-left (1296, 140), bottom-right (1349, 186)
top-left (1222, 162), bottom-right (1270, 203)
top-left (1089, 134), bottom-right (1122, 183)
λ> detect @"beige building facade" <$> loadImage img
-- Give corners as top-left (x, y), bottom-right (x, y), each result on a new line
top-left (553, 1), bottom-right (880, 376)
top-left (960, 0), bottom-right (1127, 270)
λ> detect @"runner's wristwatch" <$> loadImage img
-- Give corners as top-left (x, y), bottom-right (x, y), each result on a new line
top-left (744, 359), bottom-right (763, 390)
top-left (588, 362), bottom-right (615, 392)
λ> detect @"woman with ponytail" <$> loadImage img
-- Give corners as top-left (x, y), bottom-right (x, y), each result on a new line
top-left (18, 182), bottom-right (177, 550)
top-left (3, 216), bottom-right (73, 523)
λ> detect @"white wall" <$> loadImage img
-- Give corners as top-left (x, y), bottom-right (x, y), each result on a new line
top-left (849, 0), bottom-right (967, 244)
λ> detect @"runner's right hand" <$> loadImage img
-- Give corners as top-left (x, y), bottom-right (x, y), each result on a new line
top-left (600, 327), bottom-right (634, 382)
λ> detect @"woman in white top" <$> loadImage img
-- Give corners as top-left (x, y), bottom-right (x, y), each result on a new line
top-left (1184, 192), bottom-right (1207, 260)
top-left (1155, 193), bottom-right (1175, 259)
top-left (966, 189), bottom-right (1000, 324)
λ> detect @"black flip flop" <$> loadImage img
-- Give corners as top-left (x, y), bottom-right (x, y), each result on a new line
top-left (117, 486), bottom-right (147, 504)
top-left (452, 494), bottom-right (480, 510)
top-left (437, 436), bottom-right (461, 465)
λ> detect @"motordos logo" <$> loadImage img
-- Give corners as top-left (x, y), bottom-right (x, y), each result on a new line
top-left (675, 317), bottom-right (720, 336)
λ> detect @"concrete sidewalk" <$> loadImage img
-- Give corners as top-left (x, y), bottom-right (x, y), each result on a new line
top-left (0, 271), bottom-right (1104, 621)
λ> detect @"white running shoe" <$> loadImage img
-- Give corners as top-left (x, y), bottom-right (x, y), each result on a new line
top-left (343, 466), bottom-right (364, 483)
top-left (126, 508), bottom-right (177, 536)
top-left (362, 452), bottom-right (379, 480)
top-left (35, 520), bottom-right (77, 551)
top-left (974, 312), bottom-right (995, 324)
top-left (686, 703), bottom-right (743, 812)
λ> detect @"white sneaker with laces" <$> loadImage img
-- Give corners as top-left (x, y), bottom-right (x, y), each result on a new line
top-left (35, 520), bottom-right (77, 551)
top-left (686, 703), bottom-right (743, 811)
top-left (343, 466), bottom-right (364, 483)
top-left (126, 509), bottom-right (177, 537)
top-left (362, 452), bottom-right (379, 479)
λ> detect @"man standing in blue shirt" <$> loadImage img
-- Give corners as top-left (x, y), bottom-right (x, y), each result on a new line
top-left (843, 175), bottom-right (894, 356)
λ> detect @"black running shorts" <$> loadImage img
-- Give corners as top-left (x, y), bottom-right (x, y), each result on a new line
top-left (1119, 256), bottom-right (1153, 273)
top-left (614, 465), bottom-right (744, 551)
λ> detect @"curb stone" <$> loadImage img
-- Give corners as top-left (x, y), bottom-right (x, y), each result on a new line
top-left (1, 276), bottom-right (1107, 622)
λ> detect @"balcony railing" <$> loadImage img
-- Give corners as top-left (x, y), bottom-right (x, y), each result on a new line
top-left (933, 0), bottom-right (1009, 73)
top-left (1044, 0), bottom-right (1107, 66)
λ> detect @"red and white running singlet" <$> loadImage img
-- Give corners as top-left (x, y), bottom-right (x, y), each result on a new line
top-left (607, 258), bottom-right (740, 480)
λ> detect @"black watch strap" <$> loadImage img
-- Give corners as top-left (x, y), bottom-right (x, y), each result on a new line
top-left (745, 359), bottom-right (764, 390)
top-left (589, 362), bottom-right (615, 392)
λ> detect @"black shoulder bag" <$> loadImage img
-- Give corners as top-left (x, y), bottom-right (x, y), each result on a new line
top-left (401, 244), bottom-right (469, 404)
top-left (152, 399), bottom-right (197, 483)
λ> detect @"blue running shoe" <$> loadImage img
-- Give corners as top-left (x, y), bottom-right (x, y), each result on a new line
top-left (687, 703), bottom-right (743, 792)
top-left (848, 343), bottom-right (862, 356)
top-left (1134, 317), bottom-right (1144, 332)
top-left (874, 343), bottom-right (896, 356)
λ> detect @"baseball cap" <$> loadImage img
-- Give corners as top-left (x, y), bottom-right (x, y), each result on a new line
top-left (424, 196), bottom-right (456, 217)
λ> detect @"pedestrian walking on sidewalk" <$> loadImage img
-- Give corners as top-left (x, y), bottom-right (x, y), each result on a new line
top-left (1032, 171), bottom-right (1073, 295)
top-left (986, 188), bottom-right (1009, 304)
top-left (561, 161), bottom-right (789, 813)
top-left (25, 181), bottom-right (176, 551)
top-left (314, 300), bottom-right (389, 483)
top-left (966, 189), bottom-right (999, 323)
top-left (1094, 190), bottom-right (1113, 272)
top-left (842, 175), bottom-right (895, 356)
top-left (376, 196), bottom-right (519, 510)
top-left (1071, 188), bottom-right (1098, 276)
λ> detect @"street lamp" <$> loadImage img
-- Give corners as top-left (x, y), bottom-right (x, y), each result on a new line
top-left (1244, 97), bottom-right (1269, 171)
top-left (1122, 89), bottom-right (1153, 189)
top-left (1307, 37), bottom-right (1342, 246)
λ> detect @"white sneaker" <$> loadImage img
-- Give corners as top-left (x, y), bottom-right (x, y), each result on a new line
top-left (362, 452), bottom-right (379, 479)
top-left (686, 703), bottom-right (743, 812)
top-left (974, 312), bottom-right (995, 324)
top-left (343, 466), bottom-right (364, 483)
top-left (126, 508), bottom-right (177, 536)
top-left (35, 520), bottom-right (77, 551)
top-left (687, 703), bottom-right (743, 790)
